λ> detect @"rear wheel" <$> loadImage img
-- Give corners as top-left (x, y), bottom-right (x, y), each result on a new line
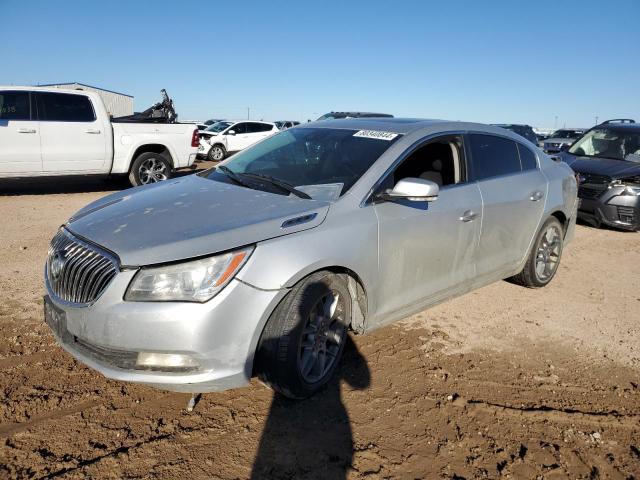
top-left (255, 271), bottom-right (351, 399)
top-left (208, 144), bottom-right (226, 161)
top-left (128, 152), bottom-right (172, 187)
top-left (511, 217), bottom-right (564, 288)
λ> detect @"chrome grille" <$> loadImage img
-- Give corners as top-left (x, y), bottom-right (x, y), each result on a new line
top-left (46, 229), bottom-right (118, 305)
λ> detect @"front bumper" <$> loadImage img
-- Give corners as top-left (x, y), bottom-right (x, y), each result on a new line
top-left (577, 185), bottom-right (640, 231)
top-left (44, 269), bottom-right (288, 392)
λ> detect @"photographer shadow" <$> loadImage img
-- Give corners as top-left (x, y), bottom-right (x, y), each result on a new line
top-left (251, 335), bottom-right (370, 480)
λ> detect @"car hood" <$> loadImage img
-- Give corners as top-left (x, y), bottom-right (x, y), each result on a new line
top-left (562, 154), bottom-right (640, 178)
top-left (66, 175), bottom-right (330, 266)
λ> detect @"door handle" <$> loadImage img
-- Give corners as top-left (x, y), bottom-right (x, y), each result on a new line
top-left (529, 191), bottom-right (544, 201)
top-left (460, 210), bottom-right (479, 222)
top-left (85, 128), bottom-right (101, 134)
top-left (17, 128), bottom-right (36, 134)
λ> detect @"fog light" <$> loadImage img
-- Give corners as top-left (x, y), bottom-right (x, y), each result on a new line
top-left (136, 352), bottom-right (199, 370)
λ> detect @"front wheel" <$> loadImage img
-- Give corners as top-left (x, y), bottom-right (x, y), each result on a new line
top-left (510, 217), bottom-right (564, 288)
top-left (128, 153), bottom-right (172, 187)
top-left (254, 271), bottom-right (351, 399)
top-left (207, 144), bottom-right (226, 161)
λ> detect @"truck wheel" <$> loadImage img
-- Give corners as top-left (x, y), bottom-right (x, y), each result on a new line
top-left (208, 144), bottom-right (226, 161)
top-left (129, 153), bottom-right (172, 187)
top-left (255, 271), bottom-right (351, 399)
top-left (510, 217), bottom-right (564, 288)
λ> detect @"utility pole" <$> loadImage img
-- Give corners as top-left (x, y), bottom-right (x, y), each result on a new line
top-left (247, 107), bottom-right (250, 120)
top-left (595, 115), bottom-right (599, 125)
top-left (554, 116), bottom-right (558, 129)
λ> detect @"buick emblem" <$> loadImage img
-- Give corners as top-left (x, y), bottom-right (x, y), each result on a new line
top-left (50, 252), bottom-right (66, 280)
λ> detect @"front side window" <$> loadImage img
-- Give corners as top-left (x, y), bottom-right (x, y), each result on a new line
top-left (469, 134), bottom-right (521, 180)
top-left (229, 123), bottom-right (247, 134)
top-left (568, 128), bottom-right (640, 162)
top-left (204, 127), bottom-right (399, 196)
top-left (378, 135), bottom-right (465, 193)
top-left (0, 91), bottom-right (30, 120)
top-left (37, 92), bottom-right (95, 122)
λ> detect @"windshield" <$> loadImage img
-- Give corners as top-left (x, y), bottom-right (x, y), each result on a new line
top-left (203, 127), bottom-right (400, 196)
top-left (568, 128), bottom-right (640, 162)
top-left (551, 130), bottom-right (580, 138)
top-left (205, 121), bottom-right (232, 133)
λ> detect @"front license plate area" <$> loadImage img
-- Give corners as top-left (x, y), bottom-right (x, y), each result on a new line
top-left (44, 295), bottom-right (67, 338)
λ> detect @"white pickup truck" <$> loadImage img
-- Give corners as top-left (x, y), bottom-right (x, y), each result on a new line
top-left (0, 86), bottom-right (199, 186)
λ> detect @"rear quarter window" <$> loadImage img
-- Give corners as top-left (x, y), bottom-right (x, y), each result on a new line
top-left (469, 134), bottom-right (521, 180)
top-left (517, 143), bottom-right (538, 170)
top-left (0, 91), bottom-right (31, 120)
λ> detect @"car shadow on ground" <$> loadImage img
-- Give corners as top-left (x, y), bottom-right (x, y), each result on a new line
top-left (251, 335), bottom-right (371, 479)
top-left (0, 164), bottom-right (213, 196)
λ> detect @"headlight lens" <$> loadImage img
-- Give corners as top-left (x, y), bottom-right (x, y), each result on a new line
top-left (125, 246), bottom-right (253, 302)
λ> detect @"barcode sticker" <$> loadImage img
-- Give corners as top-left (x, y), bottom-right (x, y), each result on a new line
top-left (353, 130), bottom-right (399, 141)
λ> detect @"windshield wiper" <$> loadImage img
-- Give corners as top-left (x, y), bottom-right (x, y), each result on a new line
top-left (242, 173), bottom-right (312, 199)
top-left (216, 165), bottom-right (254, 189)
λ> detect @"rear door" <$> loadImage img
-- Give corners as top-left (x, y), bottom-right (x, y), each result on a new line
top-left (245, 122), bottom-right (273, 147)
top-left (0, 91), bottom-right (41, 174)
top-left (36, 91), bottom-right (109, 172)
top-left (468, 133), bottom-right (547, 279)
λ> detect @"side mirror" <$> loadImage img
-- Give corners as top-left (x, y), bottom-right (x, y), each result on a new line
top-left (378, 177), bottom-right (439, 202)
top-left (227, 130), bottom-right (236, 136)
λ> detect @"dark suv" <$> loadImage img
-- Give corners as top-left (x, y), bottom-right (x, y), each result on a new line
top-left (556, 119), bottom-right (640, 231)
top-left (491, 124), bottom-right (539, 145)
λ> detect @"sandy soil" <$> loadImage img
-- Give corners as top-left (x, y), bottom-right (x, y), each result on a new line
top-left (1, 168), bottom-right (639, 479)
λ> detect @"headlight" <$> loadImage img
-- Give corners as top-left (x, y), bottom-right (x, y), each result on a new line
top-left (611, 177), bottom-right (640, 196)
top-left (125, 246), bottom-right (253, 302)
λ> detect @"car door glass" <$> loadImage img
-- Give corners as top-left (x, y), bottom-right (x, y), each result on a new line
top-left (517, 143), bottom-right (538, 170)
top-left (232, 123), bottom-right (247, 134)
top-left (0, 91), bottom-right (31, 120)
top-left (37, 92), bottom-right (95, 122)
top-left (469, 134), bottom-right (521, 180)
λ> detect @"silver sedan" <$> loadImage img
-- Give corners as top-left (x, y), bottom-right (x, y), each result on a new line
top-left (44, 119), bottom-right (578, 399)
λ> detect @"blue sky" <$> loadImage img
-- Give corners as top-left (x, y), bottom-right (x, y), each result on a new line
top-left (1, 0), bottom-right (639, 128)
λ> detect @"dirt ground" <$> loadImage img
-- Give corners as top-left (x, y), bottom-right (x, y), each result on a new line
top-left (0, 166), bottom-right (639, 479)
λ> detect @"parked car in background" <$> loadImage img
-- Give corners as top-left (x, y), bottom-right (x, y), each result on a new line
top-left (275, 121), bottom-right (300, 130)
top-left (43, 118), bottom-right (577, 399)
top-left (491, 124), bottom-right (539, 145)
top-left (198, 120), bottom-right (278, 161)
top-left (195, 123), bottom-right (208, 131)
top-left (204, 118), bottom-right (225, 126)
top-left (0, 86), bottom-right (199, 186)
top-left (557, 119), bottom-right (640, 231)
top-left (543, 128), bottom-right (586, 153)
top-left (316, 111), bottom-right (394, 121)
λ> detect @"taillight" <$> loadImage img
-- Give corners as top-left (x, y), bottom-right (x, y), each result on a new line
top-left (191, 128), bottom-right (200, 148)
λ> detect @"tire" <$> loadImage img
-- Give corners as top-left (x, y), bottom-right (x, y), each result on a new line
top-left (510, 217), bottom-right (564, 288)
top-left (128, 152), bottom-right (172, 187)
top-left (255, 271), bottom-right (351, 399)
top-left (207, 144), bottom-right (226, 162)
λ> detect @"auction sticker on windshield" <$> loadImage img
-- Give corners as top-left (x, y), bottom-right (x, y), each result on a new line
top-left (353, 130), bottom-right (399, 141)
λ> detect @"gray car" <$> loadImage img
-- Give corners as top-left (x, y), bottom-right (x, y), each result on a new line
top-left (543, 129), bottom-right (586, 153)
top-left (43, 119), bottom-right (578, 399)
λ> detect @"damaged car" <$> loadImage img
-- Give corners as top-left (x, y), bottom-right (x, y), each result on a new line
top-left (43, 119), bottom-right (578, 399)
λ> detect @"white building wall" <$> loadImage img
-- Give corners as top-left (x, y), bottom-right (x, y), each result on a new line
top-left (43, 83), bottom-right (134, 117)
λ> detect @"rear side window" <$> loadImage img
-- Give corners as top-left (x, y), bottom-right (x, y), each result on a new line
top-left (247, 122), bottom-right (273, 133)
top-left (0, 91), bottom-right (30, 120)
top-left (517, 143), bottom-right (538, 170)
top-left (37, 92), bottom-right (96, 122)
top-left (469, 134), bottom-right (521, 180)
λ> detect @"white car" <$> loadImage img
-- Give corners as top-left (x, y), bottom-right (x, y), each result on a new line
top-left (0, 86), bottom-right (199, 186)
top-left (198, 120), bottom-right (278, 161)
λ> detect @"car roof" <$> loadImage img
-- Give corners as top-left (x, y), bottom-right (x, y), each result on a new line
top-left (0, 85), bottom-right (100, 96)
top-left (299, 117), bottom-right (538, 142)
top-left (594, 123), bottom-right (640, 132)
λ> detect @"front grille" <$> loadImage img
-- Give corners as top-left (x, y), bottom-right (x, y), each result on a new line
top-left (618, 206), bottom-right (635, 223)
top-left (576, 172), bottom-right (612, 200)
top-left (46, 229), bottom-right (118, 305)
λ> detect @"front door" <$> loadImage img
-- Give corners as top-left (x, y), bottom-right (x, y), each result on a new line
top-left (225, 122), bottom-right (251, 152)
top-left (0, 91), bottom-right (41, 174)
top-left (371, 134), bottom-right (483, 324)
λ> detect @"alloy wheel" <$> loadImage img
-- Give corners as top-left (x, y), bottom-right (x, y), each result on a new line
top-left (535, 225), bottom-right (561, 281)
top-left (138, 158), bottom-right (168, 184)
top-left (298, 290), bottom-right (345, 384)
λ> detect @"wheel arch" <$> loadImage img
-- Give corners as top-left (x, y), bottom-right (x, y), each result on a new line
top-left (130, 143), bottom-right (175, 170)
